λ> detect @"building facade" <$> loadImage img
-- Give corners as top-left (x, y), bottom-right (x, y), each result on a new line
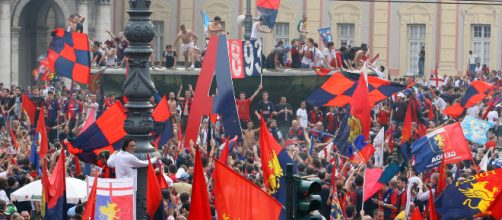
top-left (3, 0), bottom-right (502, 87)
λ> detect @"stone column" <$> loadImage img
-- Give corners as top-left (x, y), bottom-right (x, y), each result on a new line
top-left (95, 1), bottom-right (112, 41)
top-left (10, 27), bottom-right (20, 87)
top-left (0, 0), bottom-right (11, 87)
top-left (79, 1), bottom-right (89, 33)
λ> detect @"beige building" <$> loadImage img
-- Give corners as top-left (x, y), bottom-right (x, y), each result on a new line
top-left (3, 0), bottom-right (502, 87)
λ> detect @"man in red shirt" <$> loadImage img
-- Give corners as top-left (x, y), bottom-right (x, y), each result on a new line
top-left (308, 106), bottom-right (324, 127)
top-left (377, 104), bottom-right (390, 131)
top-left (64, 92), bottom-right (82, 137)
top-left (177, 84), bottom-right (194, 131)
top-left (236, 84), bottom-right (262, 128)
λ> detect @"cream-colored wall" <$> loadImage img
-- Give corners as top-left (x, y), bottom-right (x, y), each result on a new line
top-left (462, 5), bottom-right (500, 74)
top-left (111, 0), bottom-right (502, 76)
top-left (398, 3), bottom-right (434, 75)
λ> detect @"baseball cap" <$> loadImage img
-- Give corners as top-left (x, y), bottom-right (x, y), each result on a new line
top-left (179, 173), bottom-right (190, 181)
top-left (4, 204), bottom-right (17, 215)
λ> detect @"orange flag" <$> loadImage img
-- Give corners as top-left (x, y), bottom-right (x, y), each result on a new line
top-left (188, 149), bottom-right (211, 220)
top-left (401, 102), bottom-right (412, 145)
top-left (213, 159), bottom-right (282, 220)
top-left (146, 155), bottom-right (163, 219)
top-left (349, 73), bottom-right (371, 140)
top-left (436, 153), bottom-right (447, 197)
top-left (38, 108), bottom-right (49, 159)
top-left (410, 207), bottom-right (422, 220)
top-left (82, 172), bottom-right (99, 220)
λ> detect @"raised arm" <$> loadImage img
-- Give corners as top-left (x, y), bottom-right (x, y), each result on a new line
top-left (105, 30), bottom-right (116, 39)
top-left (249, 84), bottom-right (263, 101)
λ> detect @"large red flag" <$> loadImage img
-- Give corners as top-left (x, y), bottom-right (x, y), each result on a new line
top-left (188, 149), bottom-right (211, 220)
top-left (363, 168), bottom-right (384, 202)
top-left (38, 108), bottom-right (49, 159)
top-left (213, 159), bottom-right (282, 220)
top-left (21, 94), bottom-right (37, 125)
top-left (152, 96), bottom-right (171, 122)
top-left (146, 155), bottom-right (163, 220)
top-left (259, 117), bottom-right (284, 194)
top-left (349, 73), bottom-right (371, 140)
top-left (428, 186), bottom-right (437, 220)
top-left (401, 102), bottom-right (412, 145)
top-left (410, 207), bottom-right (422, 220)
top-left (436, 153), bottom-right (447, 197)
top-left (82, 172), bottom-right (99, 220)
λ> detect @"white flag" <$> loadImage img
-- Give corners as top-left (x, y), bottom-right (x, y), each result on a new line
top-left (479, 148), bottom-right (492, 171)
top-left (373, 127), bottom-right (385, 167)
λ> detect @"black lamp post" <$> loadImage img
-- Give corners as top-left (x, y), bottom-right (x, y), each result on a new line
top-left (122, 0), bottom-right (157, 219)
top-left (243, 0), bottom-right (252, 40)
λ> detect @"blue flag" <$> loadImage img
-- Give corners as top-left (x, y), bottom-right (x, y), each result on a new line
top-left (201, 11), bottom-right (210, 32)
top-left (318, 27), bottom-right (333, 46)
top-left (461, 115), bottom-right (493, 145)
top-left (378, 162), bottom-right (401, 184)
top-left (30, 132), bottom-right (40, 170)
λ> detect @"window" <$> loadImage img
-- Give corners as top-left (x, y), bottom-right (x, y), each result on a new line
top-left (407, 24), bottom-right (426, 75)
top-left (152, 20), bottom-right (164, 65)
top-left (472, 24), bottom-right (491, 66)
top-left (275, 22), bottom-right (289, 45)
top-left (338, 23), bottom-right (354, 47)
top-left (100, 0), bottom-right (110, 4)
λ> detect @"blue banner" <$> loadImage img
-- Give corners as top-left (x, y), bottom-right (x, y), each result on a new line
top-left (242, 39), bottom-right (263, 77)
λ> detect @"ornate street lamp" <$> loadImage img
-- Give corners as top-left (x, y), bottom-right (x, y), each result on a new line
top-left (122, 0), bottom-right (157, 219)
top-left (243, 0), bottom-right (253, 40)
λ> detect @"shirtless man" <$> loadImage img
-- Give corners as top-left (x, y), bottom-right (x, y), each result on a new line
top-left (242, 121), bottom-right (259, 152)
top-left (354, 43), bottom-right (369, 68)
top-left (207, 16), bottom-right (224, 38)
top-left (173, 24), bottom-right (198, 70)
top-left (167, 92), bottom-right (178, 122)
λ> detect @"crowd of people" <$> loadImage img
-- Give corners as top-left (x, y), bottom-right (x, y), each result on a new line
top-left (0, 60), bottom-right (501, 219)
top-left (0, 11), bottom-right (497, 220)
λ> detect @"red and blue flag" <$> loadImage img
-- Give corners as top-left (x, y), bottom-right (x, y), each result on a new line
top-left (44, 150), bottom-right (67, 220)
top-left (349, 135), bottom-right (375, 164)
top-left (435, 168), bottom-right (502, 219)
top-left (257, 0), bottom-right (281, 28)
top-left (46, 28), bottom-right (90, 84)
top-left (410, 123), bottom-right (473, 173)
top-left (443, 80), bottom-right (494, 117)
top-left (308, 71), bottom-right (407, 107)
top-left (65, 102), bottom-right (126, 163)
top-left (152, 96), bottom-right (174, 149)
top-left (146, 155), bottom-right (164, 220)
top-left (259, 117), bottom-right (296, 220)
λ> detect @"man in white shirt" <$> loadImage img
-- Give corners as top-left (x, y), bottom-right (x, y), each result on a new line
top-left (432, 90), bottom-right (448, 121)
top-left (323, 42), bottom-right (336, 67)
top-left (468, 50), bottom-right (478, 75)
top-left (300, 38), bottom-right (316, 68)
top-left (487, 110), bottom-right (499, 125)
top-left (107, 138), bottom-right (157, 180)
top-left (250, 17), bottom-right (270, 41)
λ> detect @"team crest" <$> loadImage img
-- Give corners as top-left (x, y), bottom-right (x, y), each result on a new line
top-left (267, 150), bottom-right (283, 194)
top-left (459, 181), bottom-right (499, 212)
